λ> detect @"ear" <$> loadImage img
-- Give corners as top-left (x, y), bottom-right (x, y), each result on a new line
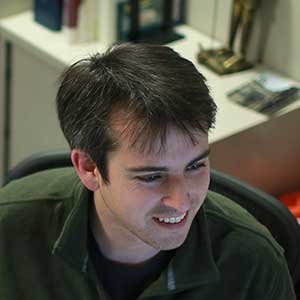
top-left (71, 149), bottom-right (100, 191)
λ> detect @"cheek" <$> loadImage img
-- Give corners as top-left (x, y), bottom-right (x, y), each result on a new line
top-left (128, 184), bottom-right (161, 209)
top-left (189, 169), bottom-right (210, 198)
top-left (111, 179), bottom-right (161, 215)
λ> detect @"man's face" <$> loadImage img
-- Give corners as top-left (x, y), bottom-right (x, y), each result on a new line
top-left (94, 125), bottom-right (210, 253)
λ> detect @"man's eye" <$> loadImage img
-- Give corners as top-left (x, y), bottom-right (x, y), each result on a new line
top-left (186, 162), bottom-right (206, 171)
top-left (136, 174), bottom-right (162, 183)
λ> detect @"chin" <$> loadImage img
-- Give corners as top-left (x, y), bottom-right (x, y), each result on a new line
top-left (157, 233), bottom-right (189, 251)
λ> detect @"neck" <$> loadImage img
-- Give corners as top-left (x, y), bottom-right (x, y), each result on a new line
top-left (91, 192), bottom-right (160, 264)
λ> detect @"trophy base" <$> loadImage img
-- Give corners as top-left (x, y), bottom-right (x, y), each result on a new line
top-left (198, 48), bottom-right (253, 75)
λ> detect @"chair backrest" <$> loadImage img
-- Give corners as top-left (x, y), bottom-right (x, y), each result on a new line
top-left (210, 169), bottom-right (300, 287)
top-left (2, 150), bottom-right (72, 186)
top-left (3, 151), bottom-right (300, 287)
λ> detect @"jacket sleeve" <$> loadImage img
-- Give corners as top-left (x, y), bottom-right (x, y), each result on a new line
top-left (268, 258), bottom-right (296, 300)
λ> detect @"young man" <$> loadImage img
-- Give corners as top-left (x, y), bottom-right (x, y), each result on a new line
top-left (0, 44), bottom-right (296, 299)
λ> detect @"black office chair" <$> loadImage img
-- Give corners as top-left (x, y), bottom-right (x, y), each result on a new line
top-left (2, 150), bottom-right (72, 185)
top-left (3, 150), bottom-right (300, 295)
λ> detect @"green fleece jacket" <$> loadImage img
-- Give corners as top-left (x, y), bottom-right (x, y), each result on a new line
top-left (0, 168), bottom-right (296, 299)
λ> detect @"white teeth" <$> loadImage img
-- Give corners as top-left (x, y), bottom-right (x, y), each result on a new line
top-left (157, 212), bottom-right (187, 224)
top-left (159, 217), bottom-right (170, 223)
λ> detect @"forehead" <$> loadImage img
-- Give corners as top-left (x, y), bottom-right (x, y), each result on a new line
top-left (109, 109), bottom-right (208, 155)
top-left (109, 118), bottom-right (208, 165)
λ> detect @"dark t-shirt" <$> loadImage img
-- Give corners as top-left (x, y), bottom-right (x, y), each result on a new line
top-left (89, 229), bottom-right (174, 300)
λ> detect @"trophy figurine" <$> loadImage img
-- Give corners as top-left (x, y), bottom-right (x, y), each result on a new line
top-left (198, 0), bottom-right (261, 75)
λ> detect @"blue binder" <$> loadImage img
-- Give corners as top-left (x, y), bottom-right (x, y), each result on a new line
top-left (34, 0), bottom-right (63, 31)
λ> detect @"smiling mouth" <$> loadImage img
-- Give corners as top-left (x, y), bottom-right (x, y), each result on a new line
top-left (153, 211), bottom-right (188, 224)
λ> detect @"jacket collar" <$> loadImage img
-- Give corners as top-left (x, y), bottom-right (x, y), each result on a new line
top-left (52, 178), bottom-right (91, 273)
top-left (141, 204), bottom-right (220, 298)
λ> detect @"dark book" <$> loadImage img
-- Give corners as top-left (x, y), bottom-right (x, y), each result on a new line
top-left (34, 0), bottom-right (63, 31)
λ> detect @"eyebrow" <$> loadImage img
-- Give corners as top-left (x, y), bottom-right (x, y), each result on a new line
top-left (126, 148), bottom-right (210, 173)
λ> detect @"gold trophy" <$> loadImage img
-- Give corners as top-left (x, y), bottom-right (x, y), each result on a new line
top-left (198, 0), bottom-right (261, 75)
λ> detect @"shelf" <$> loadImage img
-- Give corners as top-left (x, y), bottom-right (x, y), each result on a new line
top-left (0, 11), bottom-right (107, 69)
top-left (0, 10), bottom-right (285, 144)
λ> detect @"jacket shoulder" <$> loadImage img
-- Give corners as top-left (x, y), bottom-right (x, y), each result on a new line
top-left (0, 167), bottom-right (78, 205)
top-left (202, 191), bottom-right (295, 299)
top-left (0, 168), bottom-right (80, 237)
top-left (204, 190), bottom-right (284, 257)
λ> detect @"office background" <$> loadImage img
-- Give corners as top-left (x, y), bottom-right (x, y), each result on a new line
top-left (0, 0), bottom-right (299, 187)
top-left (1, 1), bottom-right (300, 78)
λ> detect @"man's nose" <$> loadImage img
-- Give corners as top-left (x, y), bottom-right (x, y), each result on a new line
top-left (161, 178), bottom-right (191, 212)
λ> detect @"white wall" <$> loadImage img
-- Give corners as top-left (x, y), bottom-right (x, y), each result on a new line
top-left (260, 0), bottom-right (300, 80)
top-left (187, 0), bottom-right (300, 81)
top-left (187, 0), bottom-right (231, 45)
top-left (0, 37), bottom-right (4, 183)
top-left (0, 1), bottom-right (32, 19)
